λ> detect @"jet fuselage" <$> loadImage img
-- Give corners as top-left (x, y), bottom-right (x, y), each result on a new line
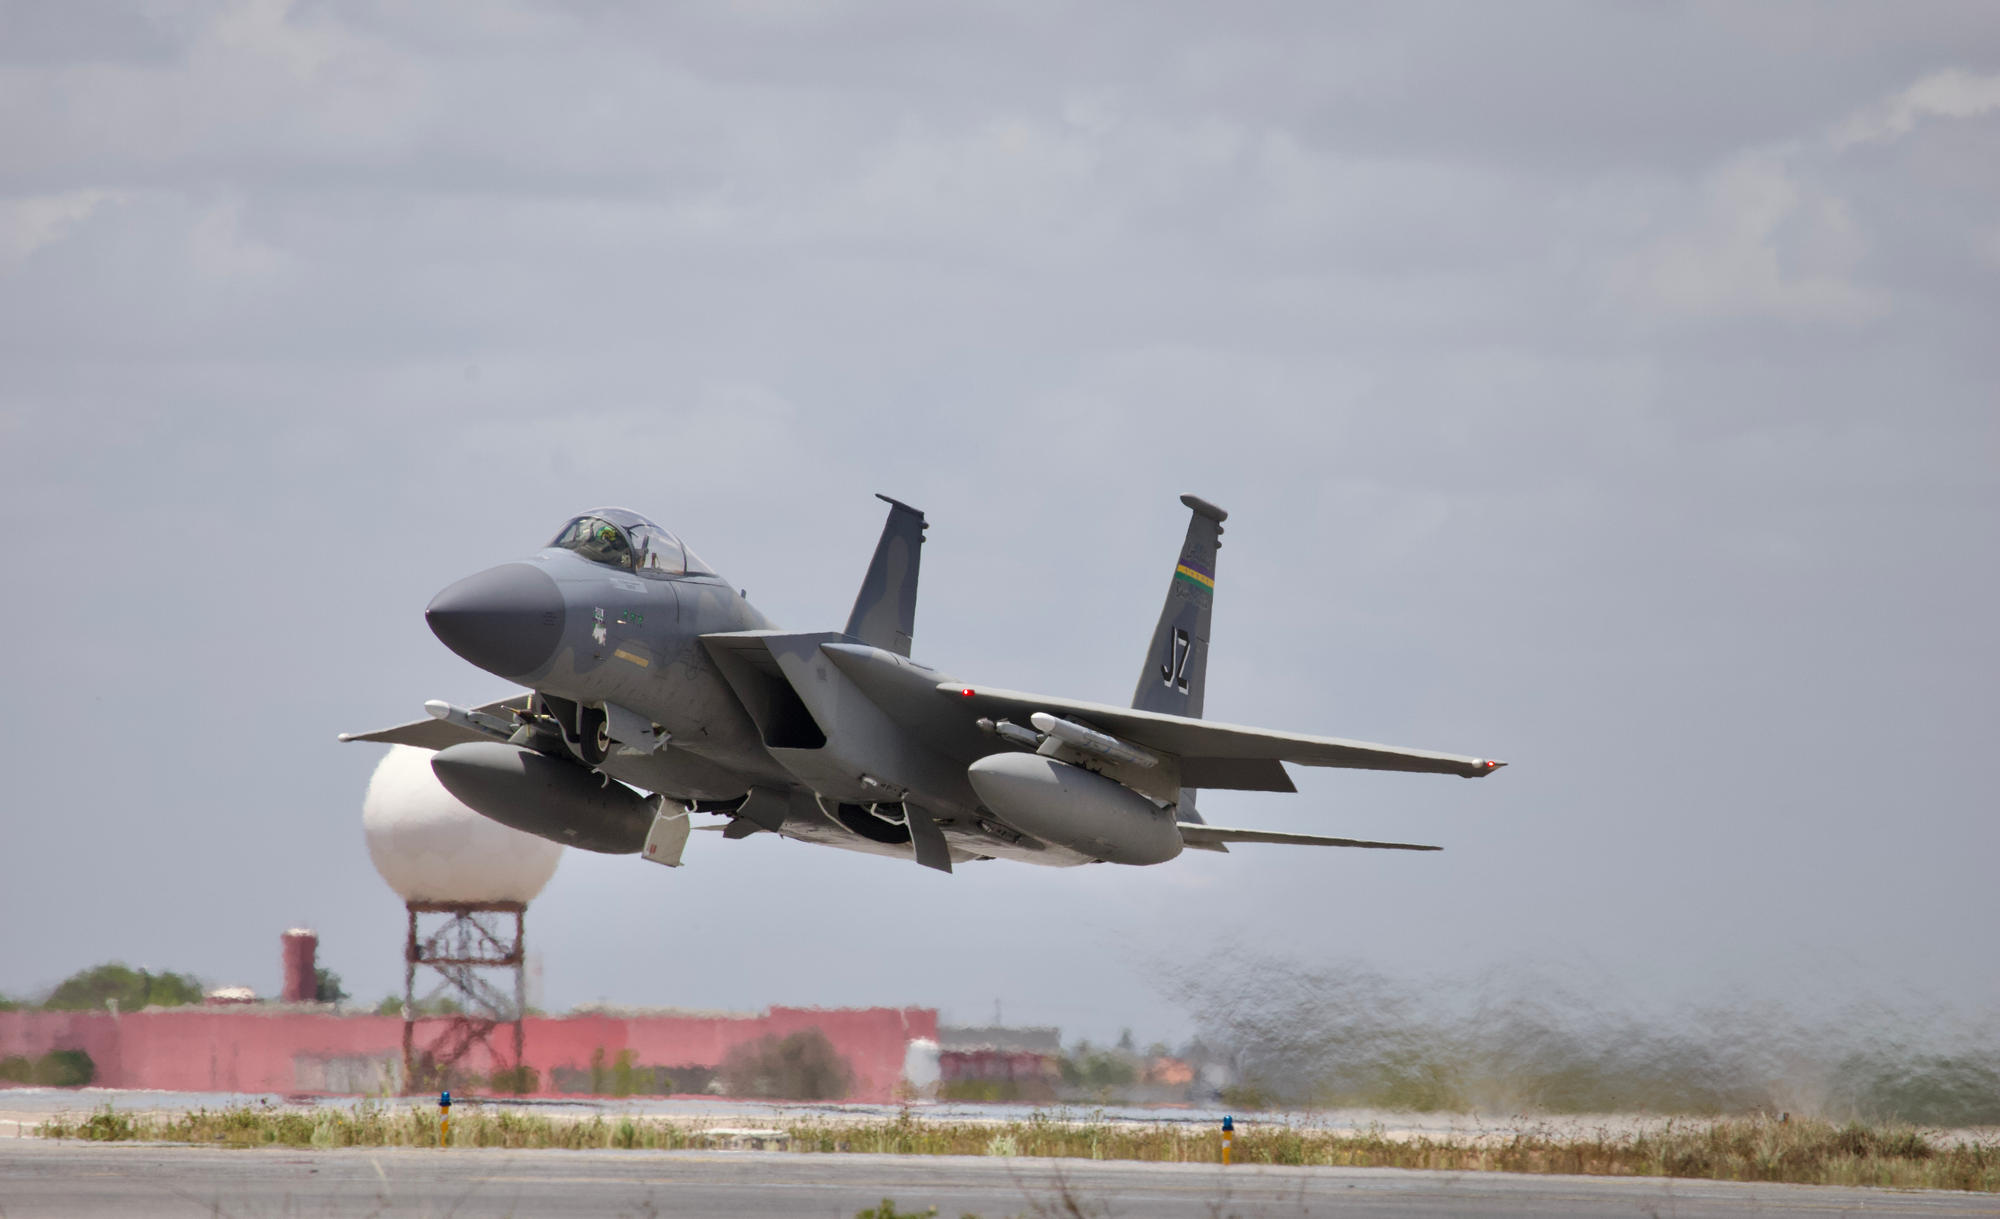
top-left (349, 496), bottom-right (1504, 873)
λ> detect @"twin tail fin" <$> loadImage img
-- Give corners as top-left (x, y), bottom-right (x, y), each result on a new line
top-left (845, 494), bottom-right (927, 657)
top-left (1133, 494), bottom-right (1227, 823)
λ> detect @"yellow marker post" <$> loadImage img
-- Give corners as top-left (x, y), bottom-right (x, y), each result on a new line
top-left (1221, 1114), bottom-right (1234, 1166)
top-left (439, 1090), bottom-right (451, 1147)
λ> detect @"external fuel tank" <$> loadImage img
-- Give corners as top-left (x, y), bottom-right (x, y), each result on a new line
top-left (430, 741), bottom-right (654, 854)
top-left (965, 752), bottom-right (1182, 865)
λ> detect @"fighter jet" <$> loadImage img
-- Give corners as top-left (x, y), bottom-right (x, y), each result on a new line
top-left (342, 495), bottom-right (1504, 872)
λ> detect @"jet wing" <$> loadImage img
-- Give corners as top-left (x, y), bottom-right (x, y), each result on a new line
top-left (337, 695), bottom-right (531, 749)
top-left (1178, 823), bottom-right (1440, 851)
top-left (942, 683), bottom-right (1504, 781)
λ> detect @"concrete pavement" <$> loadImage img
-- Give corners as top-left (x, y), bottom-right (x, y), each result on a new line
top-left (3, 1140), bottom-right (1996, 1218)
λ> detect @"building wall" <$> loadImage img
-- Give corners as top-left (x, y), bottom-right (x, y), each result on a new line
top-left (0, 1010), bottom-right (122, 1083)
top-left (939, 1048), bottom-right (1059, 1083)
top-left (0, 1005), bottom-right (936, 1103)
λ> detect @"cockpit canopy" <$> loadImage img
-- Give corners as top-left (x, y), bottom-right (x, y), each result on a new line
top-left (548, 508), bottom-right (711, 578)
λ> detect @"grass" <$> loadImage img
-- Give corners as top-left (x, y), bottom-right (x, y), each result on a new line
top-left (852, 1203), bottom-right (942, 1219)
top-left (34, 1103), bottom-right (2000, 1193)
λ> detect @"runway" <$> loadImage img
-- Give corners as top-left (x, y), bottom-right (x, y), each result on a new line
top-left (3, 1141), bottom-right (1994, 1218)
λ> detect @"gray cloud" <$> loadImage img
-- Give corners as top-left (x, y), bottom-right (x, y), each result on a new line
top-left (1, 1), bottom-right (1994, 1042)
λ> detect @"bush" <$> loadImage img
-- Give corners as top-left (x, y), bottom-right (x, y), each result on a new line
top-left (36, 1050), bottom-right (96, 1087)
top-left (0, 1050), bottom-right (96, 1088)
top-left (550, 1058), bottom-right (713, 1096)
top-left (719, 1029), bottom-right (853, 1100)
top-left (371, 994), bottom-right (462, 1018)
top-left (939, 1078), bottom-right (1057, 1104)
top-left (487, 1064), bottom-right (540, 1095)
top-left (0, 1051), bottom-right (97, 1087)
top-left (78, 1106), bottom-right (135, 1140)
top-left (854, 1201), bottom-right (937, 1219)
top-left (1058, 1045), bottom-right (1138, 1091)
top-left (44, 963), bottom-right (203, 1012)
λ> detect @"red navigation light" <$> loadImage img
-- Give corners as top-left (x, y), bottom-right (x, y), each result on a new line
top-left (960, 688), bottom-right (976, 698)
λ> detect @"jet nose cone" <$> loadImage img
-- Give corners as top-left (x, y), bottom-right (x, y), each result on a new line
top-left (425, 563), bottom-right (565, 678)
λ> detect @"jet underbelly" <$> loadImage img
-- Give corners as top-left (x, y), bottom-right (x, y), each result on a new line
top-left (759, 797), bottom-right (1092, 868)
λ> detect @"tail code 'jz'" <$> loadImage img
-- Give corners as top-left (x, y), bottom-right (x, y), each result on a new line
top-left (1134, 495), bottom-right (1227, 825)
top-left (1161, 627), bottom-right (1192, 692)
top-left (1132, 494), bottom-right (1225, 721)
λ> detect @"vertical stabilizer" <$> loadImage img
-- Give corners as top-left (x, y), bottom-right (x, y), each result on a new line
top-left (1134, 494), bottom-right (1225, 717)
top-left (1134, 494), bottom-right (1226, 822)
top-left (844, 494), bottom-right (926, 657)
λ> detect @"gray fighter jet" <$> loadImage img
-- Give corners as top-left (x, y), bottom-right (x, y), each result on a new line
top-left (343, 495), bottom-right (1504, 872)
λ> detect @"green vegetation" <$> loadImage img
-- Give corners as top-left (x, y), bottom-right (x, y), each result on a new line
top-left (33, 1105), bottom-right (1999, 1192)
top-left (371, 994), bottom-right (464, 1017)
top-left (550, 1047), bottom-right (714, 1098)
top-left (313, 968), bottom-right (346, 1003)
top-left (854, 1202), bottom-right (940, 1219)
top-left (400, 1053), bottom-right (540, 1097)
top-left (42, 963), bottom-right (203, 1011)
top-left (0, 1050), bottom-right (96, 1087)
top-left (719, 1029), bottom-right (852, 1100)
top-left (485, 1064), bottom-right (540, 1096)
top-left (939, 1079), bottom-right (1053, 1104)
top-left (38, 1102), bottom-right (714, 1151)
top-left (1058, 1043), bottom-right (1138, 1093)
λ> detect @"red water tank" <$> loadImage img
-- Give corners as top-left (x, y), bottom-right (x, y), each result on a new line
top-left (281, 928), bottom-right (318, 1003)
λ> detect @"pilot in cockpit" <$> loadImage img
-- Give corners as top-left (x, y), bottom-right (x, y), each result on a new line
top-left (555, 517), bottom-right (633, 569)
top-left (550, 510), bottom-right (704, 578)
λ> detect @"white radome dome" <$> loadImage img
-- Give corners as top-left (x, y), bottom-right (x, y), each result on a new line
top-left (362, 745), bottom-right (562, 904)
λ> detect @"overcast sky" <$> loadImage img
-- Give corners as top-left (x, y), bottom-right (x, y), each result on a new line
top-left (2, 1), bottom-right (1995, 1044)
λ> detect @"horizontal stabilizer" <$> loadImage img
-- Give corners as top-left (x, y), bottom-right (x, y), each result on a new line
top-left (1178, 823), bottom-right (1440, 851)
